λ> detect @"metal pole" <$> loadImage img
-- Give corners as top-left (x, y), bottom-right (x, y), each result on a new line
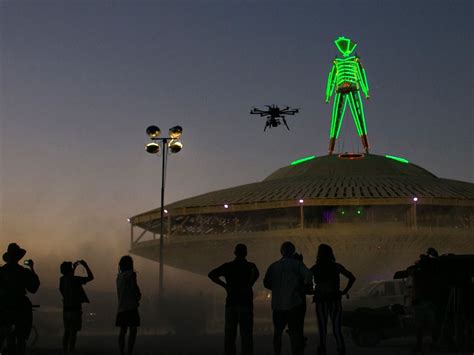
top-left (300, 204), bottom-right (304, 229)
top-left (413, 203), bottom-right (417, 229)
top-left (159, 139), bottom-right (167, 303)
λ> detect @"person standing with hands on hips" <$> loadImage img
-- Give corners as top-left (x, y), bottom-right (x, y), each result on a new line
top-left (208, 244), bottom-right (260, 355)
top-left (310, 244), bottom-right (355, 355)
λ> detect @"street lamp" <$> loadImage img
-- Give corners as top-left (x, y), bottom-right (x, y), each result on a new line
top-left (412, 196), bottom-right (418, 229)
top-left (298, 199), bottom-right (304, 229)
top-left (145, 125), bottom-right (183, 303)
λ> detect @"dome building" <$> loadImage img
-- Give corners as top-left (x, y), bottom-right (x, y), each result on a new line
top-left (128, 153), bottom-right (474, 282)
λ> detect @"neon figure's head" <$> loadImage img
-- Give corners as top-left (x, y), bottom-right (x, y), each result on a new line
top-left (334, 36), bottom-right (357, 57)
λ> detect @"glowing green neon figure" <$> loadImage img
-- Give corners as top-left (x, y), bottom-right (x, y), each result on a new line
top-left (326, 36), bottom-right (370, 154)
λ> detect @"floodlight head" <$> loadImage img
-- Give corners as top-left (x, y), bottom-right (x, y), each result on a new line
top-left (169, 126), bottom-right (183, 139)
top-left (168, 139), bottom-right (183, 154)
top-left (146, 125), bottom-right (161, 139)
top-left (299, 199), bottom-right (304, 204)
top-left (145, 142), bottom-right (160, 154)
top-left (224, 204), bottom-right (229, 209)
top-left (334, 36), bottom-right (357, 57)
top-left (413, 197), bottom-right (418, 202)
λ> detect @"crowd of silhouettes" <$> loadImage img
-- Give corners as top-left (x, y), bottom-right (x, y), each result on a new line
top-left (0, 242), bottom-right (141, 355)
top-left (209, 241), bottom-right (355, 355)
top-left (3, 241), bottom-right (464, 355)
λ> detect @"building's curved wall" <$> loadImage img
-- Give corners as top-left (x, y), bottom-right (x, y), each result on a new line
top-left (131, 225), bottom-right (474, 284)
top-left (130, 154), bottom-right (474, 281)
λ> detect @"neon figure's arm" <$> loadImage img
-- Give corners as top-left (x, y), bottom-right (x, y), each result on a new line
top-left (356, 59), bottom-right (369, 98)
top-left (325, 62), bottom-right (337, 103)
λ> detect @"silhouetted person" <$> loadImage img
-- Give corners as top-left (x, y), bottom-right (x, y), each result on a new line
top-left (116, 256), bottom-right (141, 355)
top-left (59, 260), bottom-right (94, 353)
top-left (208, 244), bottom-right (259, 355)
top-left (0, 243), bottom-right (40, 355)
top-left (264, 242), bottom-right (312, 355)
top-left (291, 253), bottom-right (311, 351)
top-left (310, 244), bottom-right (355, 355)
top-left (410, 248), bottom-right (439, 355)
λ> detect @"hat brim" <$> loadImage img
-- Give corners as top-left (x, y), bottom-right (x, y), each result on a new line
top-left (3, 248), bottom-right (27, 262)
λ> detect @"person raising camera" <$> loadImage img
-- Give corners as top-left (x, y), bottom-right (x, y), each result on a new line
top-left (0, 243), bottom-right (40, 355)
top-left (59, 259), bottom-right (94, 353)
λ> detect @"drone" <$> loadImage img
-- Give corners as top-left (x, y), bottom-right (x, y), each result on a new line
top-left (250, 105), bottom-right (299, 131)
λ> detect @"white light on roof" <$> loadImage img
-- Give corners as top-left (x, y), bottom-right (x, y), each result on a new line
top-left (413, 197), bottom-right (418, 202)
top-left (224, 204), bottom-right (229, 209)
top-left (299, 199), bottom-right (304, 204)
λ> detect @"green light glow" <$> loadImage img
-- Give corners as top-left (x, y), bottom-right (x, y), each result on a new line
top-left (290, 155), bottom-right (316, 166)
top-left (335, 94), bottom-right (348, 138)
top-left (348, 93), bottom-right (362, 136)
top-left (326, 36), bottom-right (370, 154)
top-left (330, 93), bottom-right (341, 137)
top-left (334, 37), bottom-right (357, 57)
top-left (385, 155), bottom-right (410, 164)
top-left (357, 210), bottom-right (362, 215)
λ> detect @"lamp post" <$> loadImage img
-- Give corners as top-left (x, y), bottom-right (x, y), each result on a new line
top-left (145, 125), bottom-right (183, 303)
top-left (299, 199), bottom-right (304, 229)
top-left (412, 196), bottom-right (418, 229)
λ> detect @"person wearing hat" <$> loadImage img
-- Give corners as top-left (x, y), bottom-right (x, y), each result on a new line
top-left (0, 243), bottom-right (40, 355)
top-left (208, 244), bottom-right (259, 355)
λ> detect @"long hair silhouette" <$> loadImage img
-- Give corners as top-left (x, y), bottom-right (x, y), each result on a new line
top-left (316, 244), bottom-right (336, 263)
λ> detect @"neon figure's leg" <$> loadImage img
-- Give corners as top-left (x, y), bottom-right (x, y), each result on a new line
top-left (328, 93), bottom-right (347, 154)
top-left (348, 91), bottom-right (369, 153)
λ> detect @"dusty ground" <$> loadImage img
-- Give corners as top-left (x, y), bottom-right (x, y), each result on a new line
top-left (28, 333), bottom-right (469, 355)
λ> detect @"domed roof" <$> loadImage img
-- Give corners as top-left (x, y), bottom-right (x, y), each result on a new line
top-left (264, 154), bottom-right (436, 181)
top-left (132, 153), bottom-right (474, 221)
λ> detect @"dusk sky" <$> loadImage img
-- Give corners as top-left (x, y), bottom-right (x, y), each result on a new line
top-left (1, 0), bottom-right (472, 292)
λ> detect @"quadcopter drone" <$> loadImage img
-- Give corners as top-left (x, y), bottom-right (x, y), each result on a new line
top-left (250, 105), bottom-right (299, 131)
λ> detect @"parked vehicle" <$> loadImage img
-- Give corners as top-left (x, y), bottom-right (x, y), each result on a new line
top-left (342, 254), bottom-right (474, 351)
top-left (342, 280), bottom-right (413, 347)
top-left (342, 280), bottom-right (406, 311)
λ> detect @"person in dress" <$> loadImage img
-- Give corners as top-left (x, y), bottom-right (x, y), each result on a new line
top-left (116, 256), bottom-right (141, 355)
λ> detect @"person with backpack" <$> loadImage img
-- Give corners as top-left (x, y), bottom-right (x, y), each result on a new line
top-left (264, 242), bottom-right (312, 355)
